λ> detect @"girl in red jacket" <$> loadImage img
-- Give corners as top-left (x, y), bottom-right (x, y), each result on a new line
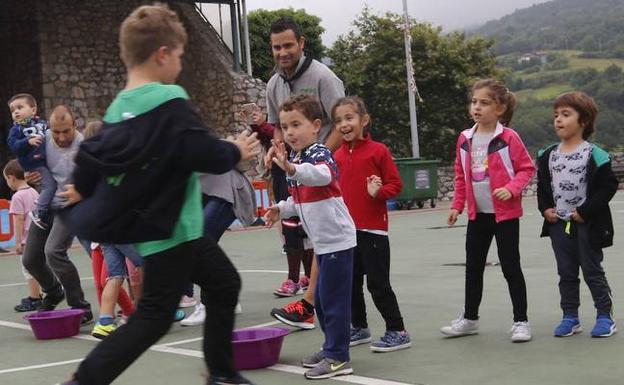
top-left (333, 96), bottom-right (411, 352)
top-left (441, 79), bottom-right (535, 342)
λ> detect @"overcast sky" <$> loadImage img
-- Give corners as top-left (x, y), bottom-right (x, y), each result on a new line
top-left (246, 0), bottom-right (552, 46)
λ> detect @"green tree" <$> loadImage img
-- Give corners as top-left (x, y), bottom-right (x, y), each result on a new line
top-left (328, 9), bottom-right (499, 160)
top-left (248, 8), bottom-right (325, 82)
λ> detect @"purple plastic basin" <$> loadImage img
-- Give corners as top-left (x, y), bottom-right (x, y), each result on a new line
top-left (24, 309), bottom-right (85, 340)
top-left (232, 327), bottom-right (289, 370)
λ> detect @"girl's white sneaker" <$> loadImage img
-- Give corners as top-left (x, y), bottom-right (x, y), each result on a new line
top-left (510, 321), bottom-right (532, 342)
top-left (440, 316), bottom-right (479, 337)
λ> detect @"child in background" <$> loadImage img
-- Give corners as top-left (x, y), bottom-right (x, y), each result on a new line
top-left (7, 93), bottom-right (56, 229)
top-left (3, 159), bottom-right (41, 312)
top-left (92, 244), bottom-right (143, 338)
top-left (442, 79), bottom-right (535, 342)
top-left (537, 91), bottom-right (618, 338)
top-left (332, 96), bottom-right (411, 352)
top-left (90, 243), bottom-right (136, 320)
top-left (264, 94), bottom-right (356, 379)
top-left (59, 4), bottom-right (259, 385)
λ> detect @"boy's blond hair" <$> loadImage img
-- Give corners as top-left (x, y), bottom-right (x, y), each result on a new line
top-left (119, 3), bottom-right (188, 68)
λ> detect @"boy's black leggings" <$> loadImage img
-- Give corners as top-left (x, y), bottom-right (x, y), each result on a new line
top-left (464, 214), bottom-right (528, 322)
top-left (75, 236), bottom-right (241, 385)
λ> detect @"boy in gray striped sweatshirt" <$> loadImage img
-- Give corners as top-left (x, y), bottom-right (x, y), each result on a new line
top-left (264, 94), bottom-right (356, 380)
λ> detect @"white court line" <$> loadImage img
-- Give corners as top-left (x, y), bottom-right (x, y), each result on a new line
top-left (157, 320), bottom-right (282, 347)
top-left (0, 358), bottom-right (84, 374)
top-left (0, 317), bottom-right (281, 350)
top-left (0, 320), bottom-right (32, 330)
top-left (0, 276), bottom-right (94, 289)
top-left (150, 346), bottom-right (415, 385)
top-left (269, 364), bottom-right (415, 385)
top-left (0, 270), bottom-right (286, 288)
top-left (0, 319), bottom-right (100, 342)
top-left (0, 319), bottom-right (415, 384)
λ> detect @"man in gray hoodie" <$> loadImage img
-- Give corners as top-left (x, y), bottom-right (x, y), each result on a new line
top-left (264, 17), bottom-right (345, 329)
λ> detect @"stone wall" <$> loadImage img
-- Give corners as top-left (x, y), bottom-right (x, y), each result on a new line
top-left (0, 0), bottom-right (44, 196)
top-left (0, 0), bottom-right (44, 165)
top-left (1, 0), bottom-right (266, 137)
top-left (436, 152), bottom-right (624, 201)
top-left (175, 2), bottom-right (267, 135)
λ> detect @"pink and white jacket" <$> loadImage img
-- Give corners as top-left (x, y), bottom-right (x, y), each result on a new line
top-left (451, 122), bottom-right (535, 222)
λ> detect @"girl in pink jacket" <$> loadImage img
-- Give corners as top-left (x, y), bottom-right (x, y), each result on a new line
top-left (441, 79), bottom-right (536, 342)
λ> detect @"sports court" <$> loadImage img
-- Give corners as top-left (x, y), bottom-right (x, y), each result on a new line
top-left (1, 194), bottom-right (623, 385)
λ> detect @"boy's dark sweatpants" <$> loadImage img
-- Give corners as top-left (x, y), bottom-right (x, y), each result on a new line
top-left (464, 213), bottom-right (528, 322)
top-left (549, 220), bottom-right (613, 316)
top-left (351, 231), bottom-right (404, 331)
top-left (76, 236), bottom-right (241, 385)
top-left (316, 248), bottom-right (353, 363)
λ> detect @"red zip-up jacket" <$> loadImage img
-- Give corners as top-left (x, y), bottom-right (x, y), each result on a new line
top-left (334, 134), bottom-right (402, 232)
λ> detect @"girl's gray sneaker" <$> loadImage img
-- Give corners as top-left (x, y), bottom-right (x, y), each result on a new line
top-left (370, 330), bottom-right (411, 352)
top-left (304, 358), bottom-right (353, 379)
top-left (349, 327), bottom-right (372, 346)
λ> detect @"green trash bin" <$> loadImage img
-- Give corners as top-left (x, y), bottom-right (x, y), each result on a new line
top-left (394, 158), bottom-right (440, 209)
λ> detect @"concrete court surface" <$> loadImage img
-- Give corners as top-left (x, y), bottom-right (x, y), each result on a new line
top-left (0, 193), bottom-right (623, 385)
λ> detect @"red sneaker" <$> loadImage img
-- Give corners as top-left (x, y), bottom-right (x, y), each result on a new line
top-left (271, 300), bottom-right (315, 329)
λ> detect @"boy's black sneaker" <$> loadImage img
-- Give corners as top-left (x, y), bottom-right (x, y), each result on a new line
top-left (14, 296), bottom-right (42, 312)
top-left (75, 308), bottom-right (94, 325)
top-left (38, 289), bottom-right (65, 311)
top-left (56, 374), bottom-right (78, 384)
top-left (207, 373), bottom-right (256, 385)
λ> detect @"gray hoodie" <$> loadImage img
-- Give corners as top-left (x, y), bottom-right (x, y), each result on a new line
top-left (266, 55), bottom-right (345, 143)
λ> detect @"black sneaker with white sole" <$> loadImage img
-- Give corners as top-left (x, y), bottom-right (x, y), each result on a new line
top-left (207, 373), bottom-right (256, 385)
top-left (38, 289), bottom-right (65, 311)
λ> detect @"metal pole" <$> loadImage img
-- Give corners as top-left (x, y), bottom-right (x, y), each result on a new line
top-left (241, 0), bottom-right (252, 76)
top-left (219, 4), bottom-right (224, 37)
top-left (402, 0), bottom-right (420, 159)
top-left (236, 1), bottom-right (245, 70)
top-left (230, 1), bottom-right (241, 72)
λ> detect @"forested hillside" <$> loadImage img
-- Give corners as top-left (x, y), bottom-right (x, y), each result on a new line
top-left (469, 0), bottom-right (624, 154)
top-left (473, 0), bottom-right (624, 57)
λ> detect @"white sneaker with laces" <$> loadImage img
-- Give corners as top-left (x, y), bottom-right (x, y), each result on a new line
top-left (440, 315), bottom-right (479, 337)
top-left (510, 321), bottom-right (532, 342)
top-left (181, 303), bottom-right (205, 326)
